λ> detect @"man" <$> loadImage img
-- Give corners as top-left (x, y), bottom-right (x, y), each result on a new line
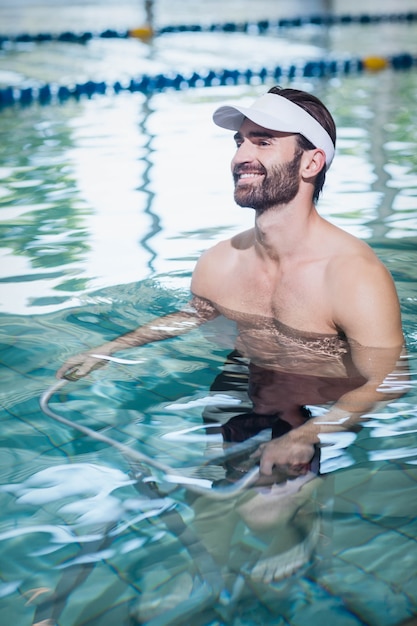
top-left (58, 86), bottom-right (405, 479)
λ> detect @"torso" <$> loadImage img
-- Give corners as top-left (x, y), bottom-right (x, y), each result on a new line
top-left (190, 223), bottom-right (378, 379)
top-left (197, 299), bottom-right (355, 377)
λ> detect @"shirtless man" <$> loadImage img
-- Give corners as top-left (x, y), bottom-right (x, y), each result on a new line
top-left (57, 86), bottom-right (405, 478)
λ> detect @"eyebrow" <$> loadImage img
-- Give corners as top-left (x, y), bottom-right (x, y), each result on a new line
top-left (233, 130), bottom-right (277, 141)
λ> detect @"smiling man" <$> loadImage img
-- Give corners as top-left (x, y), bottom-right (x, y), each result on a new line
top-left (191, 86), bottom-right (405, 475)
top-left (58, 86), bottom-right (406, 478)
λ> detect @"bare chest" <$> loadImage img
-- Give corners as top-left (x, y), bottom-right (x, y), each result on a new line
top-left (214, 263), bottom-right (333, 333)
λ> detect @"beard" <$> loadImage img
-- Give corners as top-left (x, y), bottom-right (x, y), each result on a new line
top-left (233, 149), bottom-right (303, 214)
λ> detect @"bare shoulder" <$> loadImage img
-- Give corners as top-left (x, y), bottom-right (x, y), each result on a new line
top-left (191, 228), bottom-right (254, 297)
top-left (192, 237), bottom-right (233, 275)
top-left (328, 228), bottom-right (393, 286)
top-left (198, 228), bottom-right (254, 261)
top-left (326, 227), bottom-right (402, 346)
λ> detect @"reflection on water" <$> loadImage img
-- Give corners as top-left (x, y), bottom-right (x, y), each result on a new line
top-left (1, 299), bottom-right (417, 624)
top-left (1, 76), bottom-right (417, 316)
top-left (1, 1), bottom-right (417, 625)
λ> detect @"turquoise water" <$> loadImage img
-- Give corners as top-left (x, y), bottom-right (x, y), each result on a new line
top-left (1, 2), bottom-right (417, 625)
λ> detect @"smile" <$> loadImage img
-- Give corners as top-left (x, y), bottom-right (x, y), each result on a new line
top-left (235, 171), bottom-right (265, 186)
top-left (239, 172), bottom-right (263, 179)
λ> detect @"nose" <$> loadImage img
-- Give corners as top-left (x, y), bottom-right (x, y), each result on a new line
top-left (232, 138), bottom-right (256, 167)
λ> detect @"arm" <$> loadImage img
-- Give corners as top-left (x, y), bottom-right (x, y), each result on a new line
top-left (56, 296), bottom-right (219, 379)
top-left (259, 257), bottom-right (408, 475)
top-left (57, 238), bottom-right (229, 380)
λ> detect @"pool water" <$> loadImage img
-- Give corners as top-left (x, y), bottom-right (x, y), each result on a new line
top-left (1, 1), bottom-right (417, 625)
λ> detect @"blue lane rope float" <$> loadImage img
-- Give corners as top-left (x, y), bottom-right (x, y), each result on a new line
top-left (1, 52), bottom-right (415, 110)
top-left (1, 11), bottom-right (417, 45)
top-left (157, 10), bottom-right (417, 34)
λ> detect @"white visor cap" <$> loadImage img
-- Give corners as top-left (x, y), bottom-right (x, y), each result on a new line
top-left (213, 93), bottom-right (335, 170)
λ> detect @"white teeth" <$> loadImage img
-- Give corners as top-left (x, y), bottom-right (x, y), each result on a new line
top-left (240, 173), bottom-right (261, 179)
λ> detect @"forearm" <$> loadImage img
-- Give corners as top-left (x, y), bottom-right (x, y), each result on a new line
top-left (94, 310), bottom-right (206, 355)
top-left (258, 341), bottom-right (407, 476)
top-left (290, 378), bottom-right (407, 445)
top-left (57, 296), bottom-right (220, 379)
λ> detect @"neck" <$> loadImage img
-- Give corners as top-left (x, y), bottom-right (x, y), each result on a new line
top-left (253, 199), bottom-right (318, 262)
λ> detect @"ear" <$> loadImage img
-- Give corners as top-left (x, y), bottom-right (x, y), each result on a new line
top-left (300, 148), bottom-right (326, 179)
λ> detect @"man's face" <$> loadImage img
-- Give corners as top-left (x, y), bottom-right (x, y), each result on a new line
top-left (231, 119), bottom-right (303, 214)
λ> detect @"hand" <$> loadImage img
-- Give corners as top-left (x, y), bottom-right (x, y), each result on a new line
top-left (56, 352), bottom-right (109, 380)
top-left (253, 432), bottom-right (315, 478)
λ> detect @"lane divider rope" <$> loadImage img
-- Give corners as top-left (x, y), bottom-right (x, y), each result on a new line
top-left (1, 11), bottom-right (417, 45)
top-left (0, 53), bottom-right (415, 110)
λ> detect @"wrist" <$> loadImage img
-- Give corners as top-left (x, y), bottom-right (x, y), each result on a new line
top-left (314, 407), bottom-right (352, 425)
top-left (285, 423), bottom-right (317, 445)
top-left (90, 341), bottom-right (118, 356)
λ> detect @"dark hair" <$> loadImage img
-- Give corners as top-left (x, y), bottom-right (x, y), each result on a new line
top-left (267, 86), bottom-right (336, 202)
